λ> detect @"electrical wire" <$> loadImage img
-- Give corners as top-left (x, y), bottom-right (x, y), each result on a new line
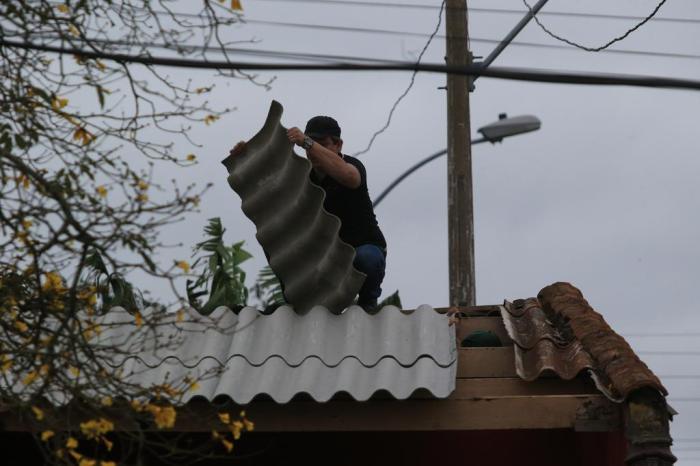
top-left (353, 0), bottom-right (444, 157)
top-left (236, 19), bottom-right (700, 62)
top-left (524, 0), bottom-right (669, 52)
top-left (130, 9), bottom-right (700, 62)
top-left (624, 332), bottom-right (700, 337)
top-left (3, 38), bottom-right (700, 92)
top-left (249, 0), bottom-right (700, 25)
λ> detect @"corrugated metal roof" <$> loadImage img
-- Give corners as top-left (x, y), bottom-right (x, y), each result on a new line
top-left (89, 305), bottom-right (455, 404)
top-left (221, 100), bottom-right (365, 314)
top-left (501, 282), bottom-right (667, 402)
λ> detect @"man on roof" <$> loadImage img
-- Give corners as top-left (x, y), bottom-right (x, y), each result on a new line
top-left (229, 115), bottom-right (387, 311)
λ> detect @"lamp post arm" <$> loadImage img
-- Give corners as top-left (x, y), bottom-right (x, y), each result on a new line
top-left (475, 0), bottom-right (550, 81)
top-left (372, 137), bottom-right (487, 208)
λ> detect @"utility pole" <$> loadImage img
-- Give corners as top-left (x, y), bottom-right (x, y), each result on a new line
top-left (445, 0), bottom-right (475, 306)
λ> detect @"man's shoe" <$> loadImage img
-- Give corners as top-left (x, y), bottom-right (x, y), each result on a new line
top-left (358, 299), bottom-right (379, 313)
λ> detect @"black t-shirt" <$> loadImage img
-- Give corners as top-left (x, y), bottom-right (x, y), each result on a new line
top-left (310, 155), bottom-right (387, 249)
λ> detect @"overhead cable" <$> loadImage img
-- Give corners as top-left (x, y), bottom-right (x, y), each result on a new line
top-left (353, 0), bottom-right (445, 157)
top-left (3, 38), bottom-right (700, 92)
top-left (249, 0), bottom-right (700, 24)
top-left (235, 18), bottom-right (700, 62)
top-left (524, 0), bottom-right (669, 52)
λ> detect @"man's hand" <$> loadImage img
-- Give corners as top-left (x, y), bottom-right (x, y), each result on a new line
top-left (286, 127), bottom-right (306, 147)
top-left (228, 141), bottom-right (247, 158)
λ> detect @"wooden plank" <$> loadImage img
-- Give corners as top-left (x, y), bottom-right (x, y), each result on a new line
top-left (450, 377), bottom-right (599, 399)
top-left (457, 316), bottom-right (513, 346)
top-left (0, 393), bottom-right (618, 433)
top-left (457, 347), bottom-right (517, 378)
top-left (169, 395), bottom-right (619, 432)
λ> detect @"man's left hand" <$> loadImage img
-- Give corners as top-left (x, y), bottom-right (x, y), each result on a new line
top-left (287, 127), bottom-right (305, 146)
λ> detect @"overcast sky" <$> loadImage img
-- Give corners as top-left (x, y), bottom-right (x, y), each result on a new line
top-left (129, 0), bottom-right (700, 458)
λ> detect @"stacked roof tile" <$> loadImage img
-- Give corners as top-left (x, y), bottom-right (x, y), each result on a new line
top-left (222, 100), bottom-right (365, 314)
top-left (501, 282), bottom-right (667, 402)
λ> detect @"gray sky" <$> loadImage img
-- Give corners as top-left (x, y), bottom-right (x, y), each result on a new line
top-left (141, 0), bottom-right (700, 458)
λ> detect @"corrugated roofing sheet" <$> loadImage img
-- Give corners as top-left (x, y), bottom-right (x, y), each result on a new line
top-left (20, 305), bottom-right (455, 405)
top-left (502, 282), bottom-right (667, 402)
top-left (221, 100), bottom-right (365, 314)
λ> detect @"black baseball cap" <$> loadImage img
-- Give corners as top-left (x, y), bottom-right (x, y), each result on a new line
top-left (304, 116), bottom-right (341, 139)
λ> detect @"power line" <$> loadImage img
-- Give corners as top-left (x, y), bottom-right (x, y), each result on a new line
top-left (134, 8), bottom-right (700, 62)
top-left (10, 32), bottom-right (407, 64)
top-left (250, 0), bottom-right (700, 24)
top-left (524, 0), bottom-right (669, 52)
top-left (353, 0), bottom-right (445, 157)
top-left (3, 38), bottom-right (700, 91)
top-left (238, 18), bottom-right (700, 62)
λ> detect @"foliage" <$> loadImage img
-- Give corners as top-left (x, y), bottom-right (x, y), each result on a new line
top-left (252, 265), bottom-right (287, 311)
top-left (378, 290), bottom-right (402, 309)
top-left (187, 217), bottom-right (251, 314)
top-left (0, 0), bottom-right (262, 463)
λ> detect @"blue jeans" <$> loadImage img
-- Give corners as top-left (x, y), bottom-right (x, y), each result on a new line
top-left (353, 244), bottom-right (386, 306)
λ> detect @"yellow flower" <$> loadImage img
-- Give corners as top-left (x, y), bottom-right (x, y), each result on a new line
top-left (145, 404), bottom-right (177, 429)
top-left (66, 437), bottom-right (79, 449)
top-left (218, 412), bottom-right (230, 425)
top-left (203, 115), bottom-right (219, 125)
top-left (101, 462), bottom-right (116, 466)
top-left (68, 24), bottom-right (80, 37)
top-left (137, 180), bottom-right (149, 191)
top-left (41, 430), bottom-right (55, 442)
top-left (231, 0), bottom-right (243, 11)
top-left (96, 185), bottom-right (107, 198)
top-left (95, 60), bottom-right (107, 71)
top-left (32, 406), bottom-right (44, 421)
top-left (136, 193), bottom-right (148, 203)
top-left (22, 370), bottom-right (38, 385)
top-left (56, 4), bottom-right (69, 13)
top-left (231, 420), bottom-right (243, 440)
top-left (243, 419), bottom-right (254, 431)
top-left (79, 459), bottom-right (96, 466)
top-left (176, 309), bottom-right (185, 323)
top-left (221, 438), bottom-right (234, 452)
top-left (189, 381), bottom-right (200, 392)
top-left (80, 418), bottom-right (114, 439)
top-left (51, 97), bottom-right (69, 110)
top-left (134, 312), bottom-right (143, 327)
top-left (101, 396), bottom-right (113, 407)
top-left (176, 261), bottom-right (190, 273)
top-left (186, 154), bottom-right (196, 162)
top-left (69, 366), bottom-right (80, 377)
top-left (1, 355), bottom-right (12, 373)
top-left (42, 271), bottom-right (66, 293)
top-left (21, 218), bottom-right (33, 229)
top-left (14, 320), bottom-right (28, 333)
top-left (103, 438), bottom-right (114, 452)
top-left (130, 399), bottom-right (143, 412)
top-left (73, 127), bottom-right (94, 145)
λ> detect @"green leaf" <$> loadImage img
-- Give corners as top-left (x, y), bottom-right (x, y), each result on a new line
top-left (378, 290), bottom-right (402, 309)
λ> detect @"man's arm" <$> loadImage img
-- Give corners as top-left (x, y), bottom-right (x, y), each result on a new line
top-left (287, 128), bottom-right (361, 189)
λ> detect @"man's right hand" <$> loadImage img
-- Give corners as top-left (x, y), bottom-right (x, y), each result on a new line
top-left (229, 141), bottom-right (247, 158)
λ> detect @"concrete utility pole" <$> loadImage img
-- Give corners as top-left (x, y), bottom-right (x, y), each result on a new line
top-left (445, 0), bottom-right (475, 306)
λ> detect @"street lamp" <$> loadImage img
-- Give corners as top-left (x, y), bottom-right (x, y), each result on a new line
top-left (372, 113), bottom-right (541, 207)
